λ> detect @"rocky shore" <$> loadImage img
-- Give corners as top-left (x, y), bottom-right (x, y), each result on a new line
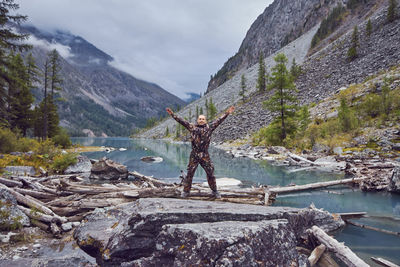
top-left (214, 140), bottom-right (400, 193)
top-left (74, 198), bottom-right (344, 266)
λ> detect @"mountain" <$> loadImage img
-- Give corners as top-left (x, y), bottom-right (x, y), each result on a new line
top-left (18, 25), bottom-right (186, 136)
top-left (138, 0), bottom-right (400, 141)
top-left (206, 0), bottom-right (344, 92)
top-left (183, 92), bottom-right (201, 103)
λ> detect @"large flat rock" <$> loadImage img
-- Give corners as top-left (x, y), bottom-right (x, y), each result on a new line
top-left (74, 198), bottom-right (344, 266)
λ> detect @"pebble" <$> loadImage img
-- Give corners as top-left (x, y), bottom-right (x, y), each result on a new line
top-left (33, 243), bottom-right (41, 249)
top-left (18, 246), bottom-right (28, 251)
top-left (12, 255), bottom-right (20, 260)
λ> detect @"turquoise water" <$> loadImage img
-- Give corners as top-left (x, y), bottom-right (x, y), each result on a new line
top-left (72, 137), bottom-right (400, 265)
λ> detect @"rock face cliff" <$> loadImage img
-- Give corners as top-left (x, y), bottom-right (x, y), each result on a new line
top-left (20, 25), bottom-right (186, 136)
top-left (207, 0), bottom-right (344, 92)
top-left (74, 198), bottom-right (344, 266)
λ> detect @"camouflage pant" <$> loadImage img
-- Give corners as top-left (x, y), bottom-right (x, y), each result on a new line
top-left (183, 151), bottom-right (217, 193)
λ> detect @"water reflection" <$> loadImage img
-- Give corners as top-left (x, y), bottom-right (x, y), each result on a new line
top-left (71, 137), bottom-right (400, 264)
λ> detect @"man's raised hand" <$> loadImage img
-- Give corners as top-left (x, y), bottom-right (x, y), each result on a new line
top-left (227, 106), bottom-right (235, 114)
top-left (166, 108), bottom-right (173, 115)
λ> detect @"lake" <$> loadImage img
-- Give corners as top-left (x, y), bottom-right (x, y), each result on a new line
top-left (72, 137), bottom-right (400, 265)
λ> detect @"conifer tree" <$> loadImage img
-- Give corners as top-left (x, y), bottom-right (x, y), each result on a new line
top-left (256, 52), bottom-right (266, 92)
top-left (263, 53), bottom-right (298, 142)
top-left (165, 126), bottom-right (169, 137)
top-left (195, 105), bottom-right (199, 119)
top-left (208, 97), bottom-right (217, 120)
top-left (366, 19), bottom-right (372, 37)
top-left (8, 53), bottom-right (33, 136)
top-left (205, 98), bottom-right (208, 119)
top-left (199, 106), bottom-right (203, 116)
top-left (387, 0), bottom-right (397, 23)
top-left (290, 58), bottom-right (302, 80)
top-left (188, 109), bottom-right (192, 122)
top-left (239, 74), bottom-right (247, 102)
top-left (0, 0), bottom-right (30, 125)
top-left (347, 26), bottom-right (359, 61)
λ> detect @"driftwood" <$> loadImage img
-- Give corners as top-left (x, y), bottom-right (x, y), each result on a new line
top-left (296, 246), bottom-right (339, 267)
top-left (337, 212), bottom-right (367, 220)
top-left (130, 171), bottom-right (174, 187)
top-left (346, 220), bottom-right (400, 237)
top-left (270, 177), bottom-right (365, 194)
top-left (14, 188), bottom-right (55, 199)
top-left (371, 257), bottom-right (399, 267)
top-left (308, 244), bottom-right (326, 266)
top-left (308, 225), bottom-right (369, 267)
top-left (0, 177), bottom-right (23, 187)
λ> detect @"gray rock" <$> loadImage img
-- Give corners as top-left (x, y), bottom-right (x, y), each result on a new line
top-left (0, 256), bottom-right (95, 267)
top-left (74, 198), bottom-right (344, 266)
top-left (312, 143), bottom-right (329, 153)
top-left (388, 167), bottom-right (400, 193)
top-left (0, 189), bottom-right (30, 229)
top-left (89, 158), bottom-right (128, 180)
top-left (333, 147), bottom-right (343, 155)
top-left (392, 143), bottom-right (400, 151)
top-left (61, 222), bottom-right (73, 232)
top-left (4, 166), bottom-right (35, 176)
top-left (65, 155), bottom-right (92, 174)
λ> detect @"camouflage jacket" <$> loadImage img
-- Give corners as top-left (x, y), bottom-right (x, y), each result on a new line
top-left (171, 112), bottom-right (229, 153)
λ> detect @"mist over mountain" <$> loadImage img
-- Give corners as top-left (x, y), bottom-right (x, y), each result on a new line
top-left (19, 25), bottom-right (186, 136)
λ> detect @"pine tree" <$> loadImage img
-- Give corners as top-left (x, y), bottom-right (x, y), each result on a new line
top-left (290, 58), bottom-right (302, 80)
top-left (366, 19), bottom-right (372, 37)
top-left (205, 99), bottom-right (208, 119)
top-left (195, 105), bottom-right (199, 119)
top-left (8, 53), bottom-right (33, 136)
top-left (239, 74), bottom-right (247, 102)
top-left (199, 106), bottom-right (203, 116)
top-left (347, 26), bottom-right (359, 61)
top-left (0, 0), bottom-right (30, 125)
top-left (208, 97), bottom-right (217, 120)
top-left (256, 52), bottom-right (266, 92)
top-left (387, 0), bottom-right (397, 23)
top-left (48, 49), bottom-right (62, 97)
top-left (263, 53), bottom-right (298, 142)
top-left (165, 126), bottom-right (169, 137)
top-left (188, 109), bottom-right (192, 122)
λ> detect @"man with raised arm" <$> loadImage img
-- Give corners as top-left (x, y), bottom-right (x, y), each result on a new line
top-left (166, 106), bottom-right (235, 198)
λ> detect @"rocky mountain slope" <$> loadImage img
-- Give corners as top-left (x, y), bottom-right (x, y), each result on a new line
top-left (19, 25), bottom-right (186, 136)
top-left (139, 0), bottom-right (399, 144)
top-left (206, 0), bottom-right (345, 92)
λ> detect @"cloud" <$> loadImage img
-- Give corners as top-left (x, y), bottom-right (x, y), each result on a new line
top-left (15, 0), bottom-right (272, 98)
top-left (25, 34), bottom-right (73, 59)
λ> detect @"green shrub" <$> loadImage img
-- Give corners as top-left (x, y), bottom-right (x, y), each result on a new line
top-left (16, 138), bottom-right (39, 152)
top-left (51, 153), bottom-right (77, 173)
top-left (338, 98), bottom-right (358, 132)
top-left (34, 139), bottom-right (59, 159)
top-left (0, 128), bottom-right (18, 153)
top-left (360, 93), bottom-right (381, 118)
top-left (52, 128), bottom-right (72, 148)
top-left (252, 120), bottom-right (282, 146)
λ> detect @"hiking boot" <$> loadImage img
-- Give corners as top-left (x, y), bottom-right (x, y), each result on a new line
top-left (181, 191), bottom-right (189, 198)
top-left (212, 190), bottom-right (221, 199)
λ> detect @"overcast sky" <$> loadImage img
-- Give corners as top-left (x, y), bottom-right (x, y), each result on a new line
top-left (15, 0), bottom-right (273, 99)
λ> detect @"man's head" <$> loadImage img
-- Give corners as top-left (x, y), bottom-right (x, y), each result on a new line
top-left (197, 115), bottom-right (207, 125)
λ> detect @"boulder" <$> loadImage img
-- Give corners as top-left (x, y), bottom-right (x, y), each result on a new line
top-left (388, 166), bottom-right (400, 193)
top-left (65, 155), bottom-right (92, 174)
top-left (74, 198), bottom-right (344, 266)
top-left (0, 189), bottom-right (30, 229)
top-left (312, 143), bottom-right (329, 153)
top-left (89, 158), bottom-right (128, 180)
top-left (4, 166), bottom-right (35, 176)
top-left (140, 156), bottom-right (163, 163)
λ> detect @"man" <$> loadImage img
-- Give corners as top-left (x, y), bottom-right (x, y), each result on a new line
top-left (166, 105), bottom-right (235, 198)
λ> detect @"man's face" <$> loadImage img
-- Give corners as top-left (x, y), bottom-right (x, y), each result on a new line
top-left (197, 115), bottom-right (207, 125)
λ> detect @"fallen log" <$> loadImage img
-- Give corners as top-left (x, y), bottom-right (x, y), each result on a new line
top-left (0, 177), bottom-right (23, 187)
top-left (307, 225), bottom-right (369, 267)
top-left (308, 244), bottom-right (326, 266)
top-left (337, 212), bottom-right (367, 220)
top-left (0, 184), bottom-right (67, 223)
top-left (270, 177), bottom-right (366, 194)
top-left (371, 257), bottom-right (399, 267)
top-left (287, 152), bottom-right (318, 165)
top-left (345, 220), bottom-right (400, 237)
top-left (130, 171), bottom-right (173, 187)
top-left (18, 205), bottom-right (58, 223)
top-left (30, 219), bottom-right (49, 231)
top-left (296, 246), bottom-right (339, 267)
top-left (49, 206), bottom-right (90, 217)
top-left (14, 188), bottom-right (55, 199)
